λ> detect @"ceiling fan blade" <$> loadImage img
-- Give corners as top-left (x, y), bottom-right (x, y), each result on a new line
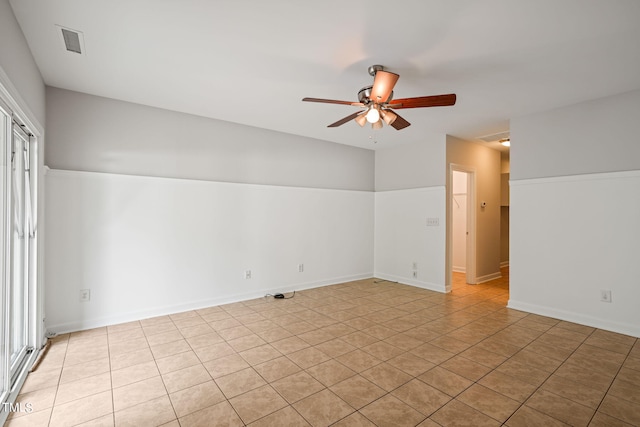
top-left (328, 111), bottom-right (362, 128)
top-left (389, 111), bottom-right (411, 130)
top-left (369, 71), bottom-right (399, 104)
top-left (388, 94), bottom-right (457, 109)
top-left (302, 97), bottom-right (363, 106)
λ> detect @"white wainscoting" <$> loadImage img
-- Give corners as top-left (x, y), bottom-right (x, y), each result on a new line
top-left (45, 169), bottom-right (374, 333)
top-left (509, 170), bottom-right (640, 337)
top-left (374, 187), bottom-right (446, 292)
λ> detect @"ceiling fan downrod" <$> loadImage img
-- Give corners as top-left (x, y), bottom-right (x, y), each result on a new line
top-left (367, 64), bottom-right (384, 77)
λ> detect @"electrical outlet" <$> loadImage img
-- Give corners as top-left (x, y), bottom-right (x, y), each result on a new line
top-left (600, 290), bottom-right (612, 303)
top-left (298, 263), bottom-right (304, 273)
top-left (79, 289), bottom-right (91, 302)
top-left (244, 270), bottom-right (252, 279)
top-left (412, 271), bottom-right (417, 279)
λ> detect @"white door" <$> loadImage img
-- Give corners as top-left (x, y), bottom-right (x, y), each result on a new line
top-left (452, 170), bottom-right (468, 273)
top-left (449, 164), bottom-right (476, 286)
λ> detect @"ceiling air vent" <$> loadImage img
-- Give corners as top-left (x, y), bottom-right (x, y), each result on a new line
top-left (477, 131), bottom-right (510, 143)
top-left (56, 25), bottom-right (85, 54)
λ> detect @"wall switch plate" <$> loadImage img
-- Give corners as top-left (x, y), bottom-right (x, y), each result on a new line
top-left (600, 289), bottom-right (612, 303)
top-left (79, 289), bottom-right (90, 302)
top-left (298, 264), bottom-right (304, 273)
top-left (244, 270), bottom-right (252, 279)
top-left (426, 218), bottom-right (439, 226)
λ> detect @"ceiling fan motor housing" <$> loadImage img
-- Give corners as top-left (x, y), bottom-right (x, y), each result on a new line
top-left (358, 86), bottom-right (393, 104)
top-left (302, 64), bottom-right (456, 131)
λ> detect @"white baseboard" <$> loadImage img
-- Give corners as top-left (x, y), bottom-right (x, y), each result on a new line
top-left (373, 272), bottom-right (446, 293)
top-left (507, 299), bottom-right (640, 338)
top-left (500, 261), bottom-right (510, 268)
top-left (46, 273), bottom-right (373, 334)
top-left (452, 266), bottom-right (466, 273)
top-left (475, 271), bottom-right (502, 284)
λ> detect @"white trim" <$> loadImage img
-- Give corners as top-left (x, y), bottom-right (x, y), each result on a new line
top-left (373, 273), bottom-right (446, 293)
top-left (447, 164), bottom-right (477, 290)
top-left (508, 299), bottom-right (640, 338)
top-left (0, 349), bottom-right (38, 426)
top-left (510, 169), bottom-right (640, 187)
top-left (46, 273), bottom-right (374, 334)
top-left (46, 168), bottom-right (375, 194)
top-left (0, 67), bottom-right (43, 137)
top-left (500, 261), bottom-right (510, 268)
top-left (452, 266), bottom-right (466, 273)
top-left (509, 170), bottom-right (640, 339)
top-left (374, 185), bottom-right (445, 195)
top-left (0, 69), bottom-right (44, 418)
top-left (475, 271), bottom-right (502, 284)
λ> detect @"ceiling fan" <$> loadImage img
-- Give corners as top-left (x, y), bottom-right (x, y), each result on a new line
top-left (302, 65), bottom-right (456, 130)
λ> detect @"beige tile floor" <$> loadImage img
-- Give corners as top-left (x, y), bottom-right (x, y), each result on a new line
top-left (5, 268), bottom-right (640, 426)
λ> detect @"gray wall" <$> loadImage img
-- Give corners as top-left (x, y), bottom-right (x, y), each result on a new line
top-left (0, 0), bottom-right (45, 125)
top-left (511, 89), bottom-right (640, 180)
top-left (508, 89), bottom-right (640, 336)
top-left (46, 87), bottom-right (375, 191)
top-left (375, 136), bottom-right (446, 191)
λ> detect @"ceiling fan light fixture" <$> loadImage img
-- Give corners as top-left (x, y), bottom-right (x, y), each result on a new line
top-left (366, 106), bottom-right (380, 123)
top-left (355, 112), bottom-right (368, 127)
top-left (380, 109), bottom-right (397, 125)
top-left (302, 65), bottom-right (456, 132)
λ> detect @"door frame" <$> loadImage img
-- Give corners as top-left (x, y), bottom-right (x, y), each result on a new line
top-left (447, 164), bottom-right (477, 290)
top-left (0, 68), bottom-right (44, 424)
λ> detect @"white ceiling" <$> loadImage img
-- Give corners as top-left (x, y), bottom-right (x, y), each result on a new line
top-left (9, 0), bottom-right (640, 150)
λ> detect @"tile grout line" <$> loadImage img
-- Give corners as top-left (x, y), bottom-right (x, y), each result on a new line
top-left (107, 328), bottom-right (115, 427)
top-left (15, 272), bottom-right (640, 427)
top-left (586, 335), bottom-right (638, 426)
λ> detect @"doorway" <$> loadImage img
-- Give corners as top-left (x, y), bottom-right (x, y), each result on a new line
top-left (448, 164), bottom-right (476, 287)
